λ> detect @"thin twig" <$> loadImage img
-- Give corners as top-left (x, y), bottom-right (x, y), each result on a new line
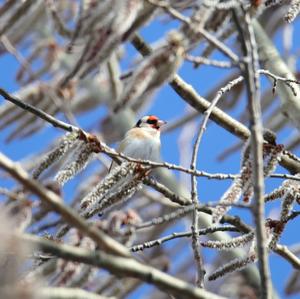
top-left (185, 54), bottom-right (234, 68)
top-left (187, 69), bottom-right (243, 288)
top-left (0, 88), bottom-right (78, 133)
top-left (46, 0), bottom-right (72, 37)
top-left (143, 177), bottom-right (191, 205)
top-left (131, 226), bottom-right (239, 252)
top-left (145, 0), bottom-right (240, 63)
top-left (190, 122), bottom-right (205, 288)
top-left (234, 8), bottom-right (272, 299)
top-left (1, 35), bottom-right (35, 78)
top-left (135, 203), bottom-right (252, 234)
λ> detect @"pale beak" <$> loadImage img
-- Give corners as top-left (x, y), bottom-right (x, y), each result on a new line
top-left (157, 119), bottom-right (167, 127)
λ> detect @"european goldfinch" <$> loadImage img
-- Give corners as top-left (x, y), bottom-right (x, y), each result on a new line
top-left (110, 115), bottom-right (166, 170)
top-left (81, 115), bottom-right (166, 214)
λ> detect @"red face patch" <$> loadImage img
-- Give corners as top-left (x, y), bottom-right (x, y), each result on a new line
top-left (148, 115), bottom-right (158, 121)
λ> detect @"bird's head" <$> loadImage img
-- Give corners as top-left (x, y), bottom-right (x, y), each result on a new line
top-left (135, 115), bottom-right (167, 130)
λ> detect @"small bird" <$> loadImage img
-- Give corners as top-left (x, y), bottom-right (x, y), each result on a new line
top-left (81, 116), bottom-right (166, 214)
top-left (110, 115), bottom-right (166, 170)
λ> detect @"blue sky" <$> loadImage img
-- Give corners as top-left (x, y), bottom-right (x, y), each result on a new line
top-left (0, 9), bottom-right (299, 299)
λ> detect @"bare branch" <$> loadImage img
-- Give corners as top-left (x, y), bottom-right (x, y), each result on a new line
top-left (234, 8), bottom-right (271, 299)
top-left (0, 88), bottom-right (78, 133)
top-left (274, 244), bottom-right (300, 270)
top-left (131, 226), bottom-right (239, 252)
top-left (18, 233), bottom-right (227, 299)
top-left (0, 152), bottom-right (130, 257)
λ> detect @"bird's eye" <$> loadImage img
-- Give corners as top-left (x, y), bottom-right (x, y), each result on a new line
top-left (147, 119), bottom-right (157, 125)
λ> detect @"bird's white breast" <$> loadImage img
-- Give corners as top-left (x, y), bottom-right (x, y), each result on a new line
top-left (121, 128), bottom-right (161, 162)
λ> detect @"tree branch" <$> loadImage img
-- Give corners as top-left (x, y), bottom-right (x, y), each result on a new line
top-left (0, 152), bottom-right (129, 258)
top-left (234, 9), bottom-right (271, 299)
top-left (131, 226), bottom-right (239, 252)
top-left (274, 244), bottom-right (300, 270)
top-left (18, 233), bottom-right (226, 299)
top-left (0, 87), bottom-right (77, 133)
top-left (1, 286), bottom-right (114, 299)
